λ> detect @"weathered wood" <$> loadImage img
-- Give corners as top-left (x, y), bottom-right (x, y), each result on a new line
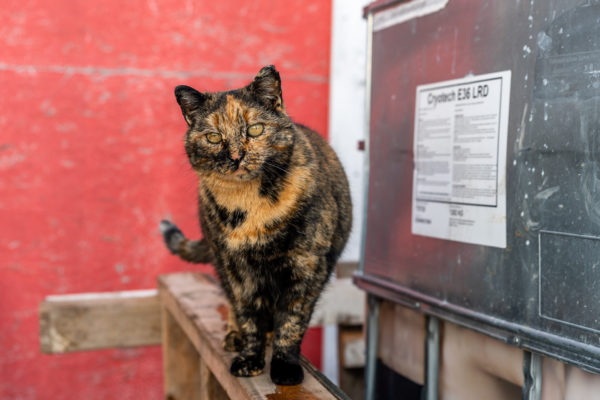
top-left (158, 272), bottom-right (351, 400)
top-left (337, 326), bottom-right (366, 400)
top-left (39, 289), bottom-right (160, 353)
top-left (310, 278), bottom-right (365, 326)
top-left (38, 275), bottom-right (359, 356)
top-left (162, 307), bottom-right (202, 400)
top-left (378, 300), bottom-right (426, 385)
top-left (199, 358), bottom-right (229, 400)
top-left (339, 326), bottom-right (365, 368)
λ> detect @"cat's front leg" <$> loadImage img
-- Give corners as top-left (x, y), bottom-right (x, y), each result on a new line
top-left (229, 305), bottom-right (267, 377)
top-left (270, 285), bottom-right (320, 386)
top-left (222, 303), bottom-right (243, 352)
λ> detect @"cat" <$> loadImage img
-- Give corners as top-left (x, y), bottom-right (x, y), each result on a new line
top-left (160, 65), bottom-right (352, 385)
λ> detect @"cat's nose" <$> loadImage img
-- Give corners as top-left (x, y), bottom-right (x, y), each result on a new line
top-left (230, 149), bottom-right (245, 161)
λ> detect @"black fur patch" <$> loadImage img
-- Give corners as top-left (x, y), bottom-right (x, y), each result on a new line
top-left (159, 220), bottom-right (183, 253)
top-left (162, 225), bottom-right (181, 245)
top-left (204, 189), bottom-right (247, 229)
top-left (230, 208), bottom-right (246, 228)
top-left (270, 197), bottom-right (314, 252)
top-left (223, 331), bottom-right (243, 352)
top-left (270, 353), bottom-right (304, 386)
top-left (259, 153), bottom-right (292, 203)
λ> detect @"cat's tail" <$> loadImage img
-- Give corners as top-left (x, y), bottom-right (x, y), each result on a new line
top-left (159, 220), bottom-right (215, 264)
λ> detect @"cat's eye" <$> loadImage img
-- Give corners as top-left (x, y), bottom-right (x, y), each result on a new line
top-left (206, 132), bottom-right (222, 144)
top-left (247, 123), bottom-right (264, 137)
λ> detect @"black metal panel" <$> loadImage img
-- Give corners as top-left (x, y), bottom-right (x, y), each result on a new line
top-left (361, 0), bottom-right (600, 372)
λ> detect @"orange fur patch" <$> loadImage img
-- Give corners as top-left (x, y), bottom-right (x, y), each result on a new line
top-left (202, 163), bottom-right (313, 249)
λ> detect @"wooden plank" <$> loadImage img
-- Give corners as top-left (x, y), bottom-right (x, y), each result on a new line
top-left (158, 274), bottom-right (245, 398)
top-left (162, 307), bottom-right (202, 400)
top-left (337, 326), bottom-right (365, 400)
top-left (199, 357), bottom-right (229, 400)
top-left (158, 272), bottom-right (351, 400)
top-left (37, 274), bottom-right (360, 354)
top-left (339, 326), bottom-right (365, 368)
top-left (39, 289), bottom-right (160, 353)
top-left (310, 278), bottom-right (365, 326)
top-left (378, 300), bottom-right (426, 385)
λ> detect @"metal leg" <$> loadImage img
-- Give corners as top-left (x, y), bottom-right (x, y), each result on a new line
top-left (425, 316), bottom-right (440, 400)
top-left (365, 294), bottom-right (380, 400)
top-left (522, 351), bottom-right (543, 400)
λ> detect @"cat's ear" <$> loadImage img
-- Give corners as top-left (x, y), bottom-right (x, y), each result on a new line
top-left (249, 65), bottom-right (285, 113)
top-left (175, 85), bottom-right (207, 126)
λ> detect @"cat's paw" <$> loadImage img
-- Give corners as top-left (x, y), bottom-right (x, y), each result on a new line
top-left (270, 353), bottom-right (304, 385)
top-left (230, 354), bottom-right (265, 377)
top-left (222, 330), bottom-right (243, 352)
top-left (159, 220), bottom-right (183, 253)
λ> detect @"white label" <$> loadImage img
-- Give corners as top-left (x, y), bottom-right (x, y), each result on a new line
top-left (412, 71), bottom-right (511, 248)
top-left (373, 0), bottom-right (448, 32)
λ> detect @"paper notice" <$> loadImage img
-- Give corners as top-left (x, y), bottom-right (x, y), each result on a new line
top-left (412, 71), bottom-right (511, 248)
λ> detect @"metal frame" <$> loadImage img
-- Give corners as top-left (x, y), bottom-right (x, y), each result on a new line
top-left (365, 294), bottom-right (380, 400)
top-left (358, 11), bottom-right (374, 276)
top-left (522, 352), bottom-right (543, 400)
top-left (425, 316), bottom-right (440, 400)
top-left (360, 11), bottom-right (378, 400)
top-left (354, 273), bottom-right (600, 374)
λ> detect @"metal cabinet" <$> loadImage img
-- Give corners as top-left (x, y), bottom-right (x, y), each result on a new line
top-left (355, 0), bottom-right (600, 388)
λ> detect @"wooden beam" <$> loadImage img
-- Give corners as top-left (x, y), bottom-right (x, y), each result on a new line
top-left (162, 306), bottom-right (202, 399)
top-left (199, 357), bottom-right (229, 400)
top-left (39, 271), bottom-right (361, 355)
top-left (39, 289), bottom-right (160, 353)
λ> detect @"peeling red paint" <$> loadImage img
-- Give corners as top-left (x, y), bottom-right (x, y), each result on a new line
top-left (0, 0), bottom-right (331, 398)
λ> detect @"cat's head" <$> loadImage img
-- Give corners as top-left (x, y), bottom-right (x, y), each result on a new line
top-left (175, 65), bottom-right (295, 181)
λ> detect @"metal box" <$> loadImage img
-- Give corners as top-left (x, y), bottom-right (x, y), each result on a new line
top-left (356, 0), bottom-right (600, 373)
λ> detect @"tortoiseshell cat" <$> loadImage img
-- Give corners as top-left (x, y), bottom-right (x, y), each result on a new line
top-left (160, 65), bottom-right (351, 385)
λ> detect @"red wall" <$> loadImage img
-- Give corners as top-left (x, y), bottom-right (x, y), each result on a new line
top-left (0, 1), bottom-right (331, 398)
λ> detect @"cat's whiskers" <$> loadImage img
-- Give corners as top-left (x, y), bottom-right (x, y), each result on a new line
top-left (262, 160), bottom-right (291, 175)
top-left (243, 155), bottom-right (292, 175)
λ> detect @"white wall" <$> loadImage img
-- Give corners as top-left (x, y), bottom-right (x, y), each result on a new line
top-left (323, 0), bottom-right (370, 385)
top-left (329, 0), bottom-right (370, 263)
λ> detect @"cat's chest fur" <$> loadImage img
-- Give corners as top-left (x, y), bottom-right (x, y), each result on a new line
top-left (200, 163), bottom-right (313, 249)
